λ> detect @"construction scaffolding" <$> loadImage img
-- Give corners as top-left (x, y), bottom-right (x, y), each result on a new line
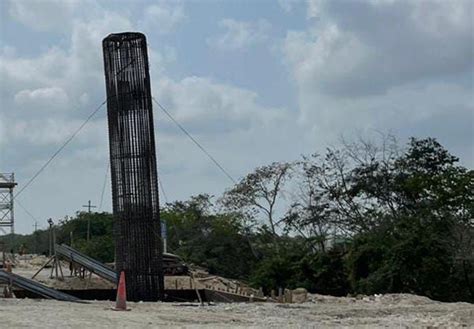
top-left (0, 173), bottom-right (17, 235)
top-left (102, 32), bottom-right (164, 301)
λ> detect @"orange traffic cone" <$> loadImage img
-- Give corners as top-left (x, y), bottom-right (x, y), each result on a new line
top-left (113, 271), bottom-right (130, 311)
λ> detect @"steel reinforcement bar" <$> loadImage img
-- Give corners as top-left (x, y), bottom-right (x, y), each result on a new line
top-left (0, 270), bottom-right (81, 302)
top-left (102, 32), bottom-right (164, 301)
top-left (55, 244), bottom-right (117, 283)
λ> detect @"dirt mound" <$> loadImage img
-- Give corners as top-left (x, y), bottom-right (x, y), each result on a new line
top-left (308, 293), bottom-right (439, 306)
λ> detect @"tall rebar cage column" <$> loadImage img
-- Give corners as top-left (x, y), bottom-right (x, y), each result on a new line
top-left (102, 32), bottom-right (164, 301)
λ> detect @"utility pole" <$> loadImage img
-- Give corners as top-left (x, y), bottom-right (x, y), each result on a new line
top-left (47, 218), bottom-right (54, 257)
top-left (45, 218), bottom-right (61, 280)
top-left (33, 221), bottom-right (38, 255)
top-left (82, 200), bottom-right (97, 242)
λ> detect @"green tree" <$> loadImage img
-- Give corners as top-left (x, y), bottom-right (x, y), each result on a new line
top-left (345, 138), bottom-right (473, 302)
top-left (220, 162), bottom-right (292, 247)
top-left (163, 194), bottom-right (257, 279)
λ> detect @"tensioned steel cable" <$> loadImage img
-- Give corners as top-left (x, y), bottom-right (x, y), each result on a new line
top-left (15, 74), bottom-right (238, 223)
top-left (98, 161), bottom-right (110, 211)
top-left (152, 97), bottom-right (237, 185)
top-left (158, 176), bottom-right (169, 204)
top-left (15, 199), bottom-right (39, 224)
top-left (151, 94), bottom-right (260, 258)
top-left (14, 99), bottom-right (107, 200)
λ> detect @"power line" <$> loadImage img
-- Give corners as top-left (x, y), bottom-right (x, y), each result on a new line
top-left (14, 99), bottom-right (107, 199)
top-left (155, 142), bottom-right (168, 205)
top-left (13, 84), bottom-right (237, 224)
top-left (16, 199), bottom-right (39, 223)
top-left (158, 176), bottom-right (168, 204)
top-left (152, 97), bottom-right (237, 185)
top-left (98, 161), bottom-right (110, 211)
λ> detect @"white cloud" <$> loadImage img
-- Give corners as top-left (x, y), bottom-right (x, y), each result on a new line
top-left (283, 23), bottom-right (370, 96)
top-left (0, 10), bottom-right (137, 156)
top-left (140, 1), bottom-right (185, 35)
top-left (1, 5), bottom-right (299, 235)
top-left (9, 117), bottom-right (107, 147)
top-left (278, 0), bottom-right (301, 13)
top-left (1, 46), bottom-right (16, 57)
top-left (281, 0), bottom-right (474, 163)
top-left (7, 0), bottom-right (95, 32)
top-left (79, 93), bottom-right (90, 106)
top-left (284, 0), bottom-right (473, 97)
top-left (69, 11), bottom-right (134, 83)
top-left (14, 87), bottom-right (69, 110)
top-left (0, 47), bottom-right (69, 92)
top-left (154, 76), bottom-right (286, 132)
top-left (0, 9), bottom-right (138, 125)
top-left (0, 113), bottom-right (5, 148)
top-left (2, 0), bottom-right (472, 235)
top-left (208, 19), bottom-right (271, 51)
top-left (149, 76), bottom-right (304, 206)
top-left (283, 0), bottom-right (473, 97)
top-left (307, 0), bottom-right (324, 19)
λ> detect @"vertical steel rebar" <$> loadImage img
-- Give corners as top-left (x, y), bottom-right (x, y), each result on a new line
top-left (102, 32), bottom-right (164, 301)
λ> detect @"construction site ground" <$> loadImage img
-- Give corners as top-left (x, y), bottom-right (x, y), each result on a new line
top-left (2, 255), bottom-right (473, 327)
top-left (1, 293), bottom-right (472, 328)
top-left (9, 254), bottom-right (259, 295)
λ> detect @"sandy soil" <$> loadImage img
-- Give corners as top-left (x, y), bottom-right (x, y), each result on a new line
top-left (0, 294), bottom-right (472, 328)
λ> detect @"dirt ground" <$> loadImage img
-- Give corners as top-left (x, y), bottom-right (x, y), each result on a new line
top-left (3, 255), bottom-right (473, 327)
top-left (0, 294), bottom-right (472, 328)
top-left (9, 255), bottom-right (258, 294)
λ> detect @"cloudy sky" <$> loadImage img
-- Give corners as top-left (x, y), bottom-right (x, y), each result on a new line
top-left (0, 0), bottom-right (472, 234)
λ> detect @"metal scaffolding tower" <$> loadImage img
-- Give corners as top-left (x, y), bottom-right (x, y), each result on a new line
top-left (0, 173), bottom-right (17, 235)
top-left (102, 32), bottom-right (164, 301)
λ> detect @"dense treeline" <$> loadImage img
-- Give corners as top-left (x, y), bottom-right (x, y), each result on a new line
top-left (1, 212), bottom-right (115, 262)
top-left (2, 137), bottom-right (472, 302)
